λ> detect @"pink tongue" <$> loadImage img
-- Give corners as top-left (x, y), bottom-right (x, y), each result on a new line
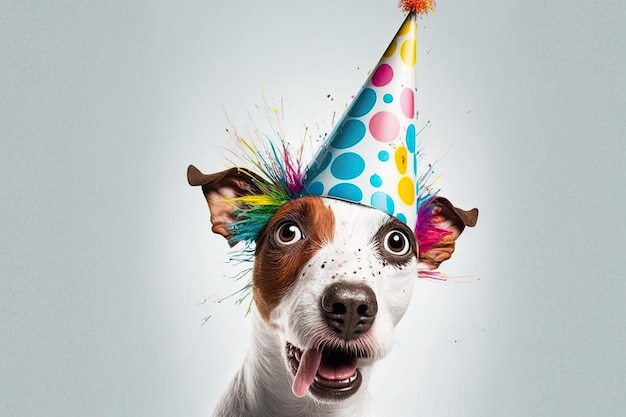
top-left (292, 349), bottom-right (322, 397)
top-left (317, 356), bottom-right (358, 380)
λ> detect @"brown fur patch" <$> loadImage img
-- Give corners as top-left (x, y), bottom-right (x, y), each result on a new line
top-left (252, 197), bottom-right (335, 323)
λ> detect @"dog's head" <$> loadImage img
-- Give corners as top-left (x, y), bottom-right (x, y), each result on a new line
top-left (188, 165), bottom-right (477, 402)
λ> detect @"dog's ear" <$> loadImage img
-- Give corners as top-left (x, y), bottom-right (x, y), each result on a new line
top-left (187, 165), bottom-right (265, 246)
top-left (419, 196), bottom-right (478, 270)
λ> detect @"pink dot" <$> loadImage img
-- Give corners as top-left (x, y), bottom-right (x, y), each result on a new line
top-left (369, 111), bottom-right (400, 143)
top-left (400, 88), bottom-right (414, 118)
top-left (372, 64), bottom-right (394, 87)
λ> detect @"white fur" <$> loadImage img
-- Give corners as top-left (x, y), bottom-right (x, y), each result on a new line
top-left (213, 199), bottom-right (417, 417)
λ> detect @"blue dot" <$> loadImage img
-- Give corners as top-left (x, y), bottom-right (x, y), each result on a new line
top-left (348, 88), bottom-right (377, 118)
top-left (331, 119), bottom-right (366, 149)
top-left (396, 213), bottom-right (408, 225)
top-left (307, 181), bottom-right (324, 196)
top-left (378, 150), bottom-right (389, 162)
top-left (383, 94), bottom-right (393, 104)
top-left (328, 183), bottom-right (363, 203)
top-left (370, 192), bottom-right (395, 215)
top-left (406, 123), bottom-right (416, 153)
top-left (370, 174), bottom-right (382, 187)
top-left (330, 152), bottom-right (365, 180)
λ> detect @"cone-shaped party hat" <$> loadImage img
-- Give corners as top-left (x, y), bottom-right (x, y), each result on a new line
top-left (304, 3), bottom-right (433, 229)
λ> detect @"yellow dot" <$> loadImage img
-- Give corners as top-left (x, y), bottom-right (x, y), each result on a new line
top-left (400, 40), bottom-right (416, 67)
top-left (395, 146), bottom-right (408, 175)
top-left (383, 41), bottom-right (397, 58)
top-left (398, 18), bottom-right (413, 36)
top-left (398, 176), bottom-right (415, 206)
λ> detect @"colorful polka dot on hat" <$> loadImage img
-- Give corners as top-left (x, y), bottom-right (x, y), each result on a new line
top-left (304, 1), bottom-right (436, 229)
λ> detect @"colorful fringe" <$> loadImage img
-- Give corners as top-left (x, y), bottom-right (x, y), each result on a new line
top-left (219, 101), bottom-right (446, 304)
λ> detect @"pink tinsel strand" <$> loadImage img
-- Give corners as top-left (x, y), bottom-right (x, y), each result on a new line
top-left (415, 197), bottom-right (452, 254)
top-left (282, 146), bottom-right (304, 195)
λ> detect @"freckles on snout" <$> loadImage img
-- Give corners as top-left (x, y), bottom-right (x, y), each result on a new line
top-left (251, 197), bottom-right (335, 323)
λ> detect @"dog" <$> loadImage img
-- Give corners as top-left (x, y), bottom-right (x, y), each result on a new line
top-left (188, 165), bottom-right (477, 417)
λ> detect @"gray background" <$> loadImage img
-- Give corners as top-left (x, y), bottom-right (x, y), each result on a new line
top-left (2, 1), bottom-right (625, 416)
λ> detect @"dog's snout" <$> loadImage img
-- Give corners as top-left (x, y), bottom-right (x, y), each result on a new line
top-left (321, 282), bottom-right (377, 340)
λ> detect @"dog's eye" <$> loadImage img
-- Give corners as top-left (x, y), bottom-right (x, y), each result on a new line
top-left (274, 221), bottom-right (303, 246)
top-left (383, 230), bottom-right (411, 256)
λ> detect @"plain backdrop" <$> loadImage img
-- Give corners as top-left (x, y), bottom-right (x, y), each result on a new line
top-left (2, 1), bottom-right (625, 416)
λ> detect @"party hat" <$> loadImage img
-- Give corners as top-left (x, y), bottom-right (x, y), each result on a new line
top-left (304, 3), bottom-right (433, 229)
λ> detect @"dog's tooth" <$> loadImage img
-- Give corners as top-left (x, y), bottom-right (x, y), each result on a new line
top-left (339, 374), bottom-right (357, 384)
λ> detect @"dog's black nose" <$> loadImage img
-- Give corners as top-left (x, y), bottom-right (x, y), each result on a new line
top-left (321, 282), bottom-right (378, 341)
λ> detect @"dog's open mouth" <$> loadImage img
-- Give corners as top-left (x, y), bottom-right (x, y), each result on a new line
top-left (286, 342), bottom-right (364, 401)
